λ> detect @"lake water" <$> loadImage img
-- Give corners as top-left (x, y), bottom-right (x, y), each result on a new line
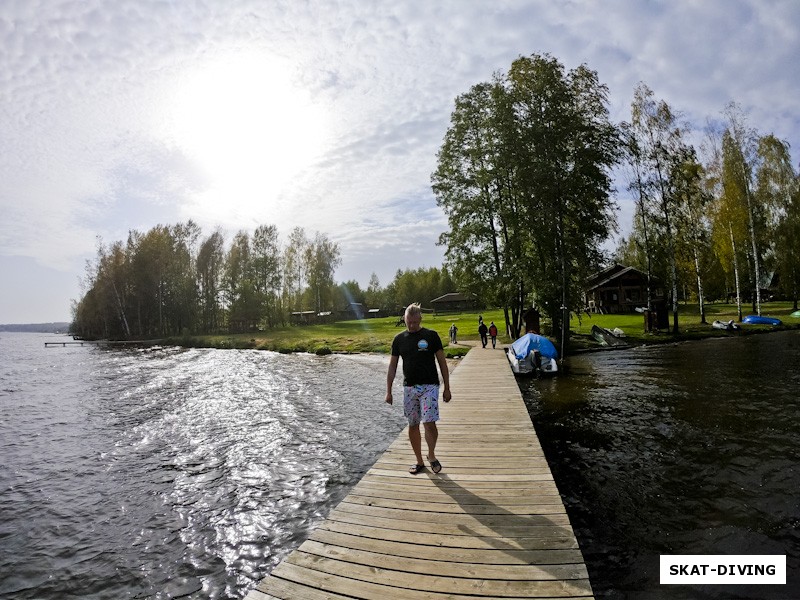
top-left (518, 330), bottom-right (800, 599)
top-left (2, 331), bottom-right (798, 599)
top-left (0, 333), bottom-right (406, 599)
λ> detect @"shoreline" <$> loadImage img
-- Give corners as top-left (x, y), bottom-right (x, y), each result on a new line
top-left (160, 322), bottom-right (800, 357)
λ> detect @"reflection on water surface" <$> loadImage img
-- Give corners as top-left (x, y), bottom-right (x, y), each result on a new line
top-left (520, 331), bottom-right (800, 599)
top-left (0, 335), bottom-right (404, 599)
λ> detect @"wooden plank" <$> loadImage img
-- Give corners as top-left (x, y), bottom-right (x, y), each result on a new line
top-left (320, 510), bottom-right (572, 547)
top-left (366, 468), bottom-right (554, 482)
top-left (243, 589), bottom-right (282, 600)
top-left (243, 344), bottom-right (594, 600)
top-left (309, 529), bottom-right (587, 565)
top-left (320, 516), bottom-right (580, 548)
top-left (340, 495), bottom-right (567, 515)
top-left (282, 552), bottom-right (594, 597)
top-left (332, 502), bottom-right (566, 525)
top-left (353, 477), bottom-right (561, 494)
top-left (298, 540), bottom-right (590, 581)
top-left (348, 486), bottom-right (563, 505)
top-left (266, 561), bottom-right (591, 599)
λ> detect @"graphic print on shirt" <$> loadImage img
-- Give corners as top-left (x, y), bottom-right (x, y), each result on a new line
top-left (417, 339), bottom-right (429, 350)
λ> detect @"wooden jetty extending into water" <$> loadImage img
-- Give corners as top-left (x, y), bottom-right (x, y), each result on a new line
top-left (44, 339), bottom-right (165, 348)
top-left (246, 344), bottom-right (593, 600)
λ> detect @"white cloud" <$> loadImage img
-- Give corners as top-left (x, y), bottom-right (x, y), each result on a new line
top-left (1, 0), bottom-right (799, 322)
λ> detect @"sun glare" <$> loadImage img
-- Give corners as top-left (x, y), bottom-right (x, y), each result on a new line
top-left (168, 51), bottom-right (328, 221)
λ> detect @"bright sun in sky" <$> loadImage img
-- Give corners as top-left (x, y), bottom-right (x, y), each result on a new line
top-left (167, 50), bottom-right (329, 222)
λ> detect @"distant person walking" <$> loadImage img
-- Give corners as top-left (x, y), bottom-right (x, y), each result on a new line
top-left (489, 321), bottom-right (498, 349)
top-left (386, 303), bottom-right (452, 475)
top-left (449, 323), bottom-right (458, 345)
top-left (478, 321), bottom-right (489, 348)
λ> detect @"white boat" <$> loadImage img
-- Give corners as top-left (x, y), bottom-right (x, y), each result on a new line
top-left (591, 325), bottom-right (629, 347)
top-left (712, 319), bottom-right (741, 331)
top-left (506, 333), bottom-right (559, 376)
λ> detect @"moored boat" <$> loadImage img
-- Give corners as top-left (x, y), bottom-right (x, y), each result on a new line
top-left (712, 319), bottom-right (740, 331)
top-left (591, 324), bottom-right (629, 347)
top-left (742, 315), bottom-right (782, 326)
top-left (506, 333), bottom-right (559, 376)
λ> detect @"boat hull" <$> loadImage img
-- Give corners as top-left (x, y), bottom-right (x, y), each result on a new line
top-left (591, 324), bottom-right (628, 347)
top-left (506, 348), bottom-right (558, 377)
top-left (742, 315), bottom-right (782, 326)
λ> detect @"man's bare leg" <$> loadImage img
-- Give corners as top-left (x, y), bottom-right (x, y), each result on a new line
top-left (408, 424), bottom-right (424, 466)
top-left (424, 422), bottom-right (438, 463)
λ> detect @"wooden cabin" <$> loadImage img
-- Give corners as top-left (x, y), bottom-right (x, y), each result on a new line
top-left (337, 302), bottom-right (365, 320)
top-left (585, 264), bottom-right (665, 314)
top-left (430, 292), bottom-right (477, 314)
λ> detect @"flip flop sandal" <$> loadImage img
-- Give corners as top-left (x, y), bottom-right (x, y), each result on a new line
top-left (429, 460), bottom-right (442, 474)
top-left (409, 464), bottom-right (425, 475)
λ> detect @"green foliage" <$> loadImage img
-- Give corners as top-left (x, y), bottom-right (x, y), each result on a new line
top-left (433, 54), bottom-right (619, 339)
top-left (72, 221), bottom-right (465, 340)
top-left (72, 223), bottom-right (342, 339)
top-left (384, 267), bottom-right (456, 312)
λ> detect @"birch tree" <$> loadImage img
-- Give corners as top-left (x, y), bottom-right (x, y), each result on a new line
top-left (722, 103), bottom-right (764, 315)
top-left (629, 83), bottom-right (688, 333)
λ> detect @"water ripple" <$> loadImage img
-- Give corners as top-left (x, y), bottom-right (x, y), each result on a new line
top-left (522, 330), bottom-right (800, 599)
top-left (0, 335), bottom-right (405, 599)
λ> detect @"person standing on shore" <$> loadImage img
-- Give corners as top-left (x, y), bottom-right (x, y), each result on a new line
top-left (489, 321), bottom-right (498, 349)
top-left (385, 303), bottom-right (452, 474)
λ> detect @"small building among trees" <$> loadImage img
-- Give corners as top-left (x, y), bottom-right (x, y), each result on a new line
top-left (338, 302), bottom-right (365, 320)
top-left (584, 264), bottom-right (665, 314)
top-left (430, 292), bottom-right (478, 314)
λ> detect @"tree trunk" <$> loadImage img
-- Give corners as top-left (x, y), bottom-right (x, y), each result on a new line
top-left (741, 167), bottom-right (762, 316)
top-left (693, 246), bottom-right (706, 324)
top-left (111, 280), bottom-right (131, 338)
top-left (729, 224), bottom-right (743, 321)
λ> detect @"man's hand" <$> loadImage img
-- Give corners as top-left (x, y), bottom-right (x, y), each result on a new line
top-left (443, 387), bottom-right (451, 403)
top-left (385, 391), bottom-right (393, 405)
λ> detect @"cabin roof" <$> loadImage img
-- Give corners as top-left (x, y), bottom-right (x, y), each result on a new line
top-left (586, 264), bottom-right (654, 292)
top-left (430, 292), bottom-right (474, 303)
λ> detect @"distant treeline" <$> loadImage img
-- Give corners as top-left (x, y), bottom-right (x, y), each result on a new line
top-left (71, 222), bottom-right (458, 340)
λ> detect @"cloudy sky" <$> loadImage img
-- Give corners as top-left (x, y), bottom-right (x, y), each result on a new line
top-left (2, 0), bottom-right (798, 323)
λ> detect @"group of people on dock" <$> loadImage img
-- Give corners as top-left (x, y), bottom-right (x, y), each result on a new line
top-left (449, 317), bottom-right (498, 348)
top-left (477, 316), bottom-right (498, 348)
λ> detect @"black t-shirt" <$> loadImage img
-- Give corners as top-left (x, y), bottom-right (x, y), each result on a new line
top-left (391, 327), bottom-right (443, 386)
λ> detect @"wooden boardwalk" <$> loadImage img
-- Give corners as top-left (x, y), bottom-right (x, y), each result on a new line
top-left (245, 344), bottom-right (593, 600)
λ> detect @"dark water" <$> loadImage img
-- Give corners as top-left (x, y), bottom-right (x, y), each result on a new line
top-left (519, 330), bottom-right (800, 600)
top-left (4, 332), bottom-right (798, 600)
top-left (0, 333), bottom-right (405, 599)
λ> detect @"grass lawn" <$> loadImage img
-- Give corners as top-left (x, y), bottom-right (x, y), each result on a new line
top-left (569, 301), bottom-right (800, 349)
top-left (170, 303), bottom-right (799, 356)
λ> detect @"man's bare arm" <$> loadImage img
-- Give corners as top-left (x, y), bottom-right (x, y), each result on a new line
top-left (435, 349), bottom-right (451, 402)
top-left (385, 355), bottom-right (399, 404)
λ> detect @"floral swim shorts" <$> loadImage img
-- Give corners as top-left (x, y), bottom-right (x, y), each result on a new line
top-left (403, 384), bottom-right (440, 426)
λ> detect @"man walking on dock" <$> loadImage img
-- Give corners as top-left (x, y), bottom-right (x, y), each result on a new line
top-left (386, 303), bottom-right (451, 475)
